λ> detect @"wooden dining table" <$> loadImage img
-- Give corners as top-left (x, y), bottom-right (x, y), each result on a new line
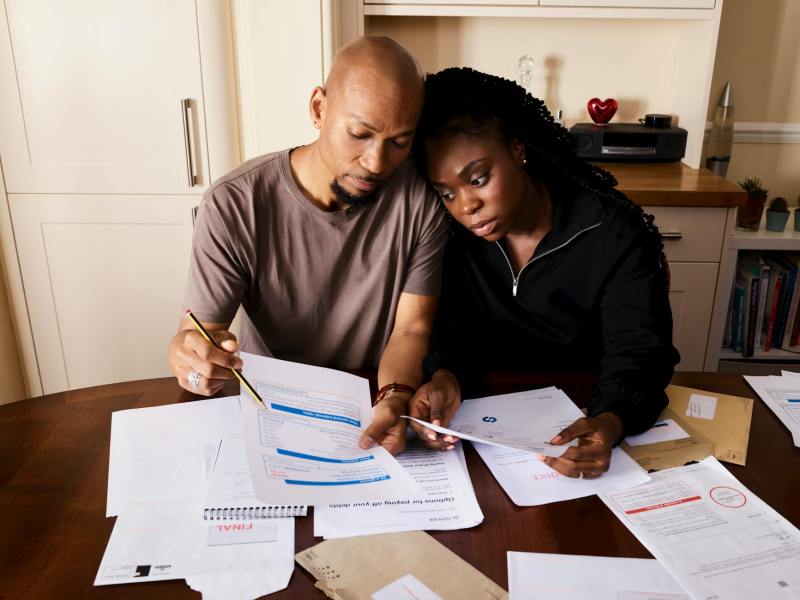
top-left (1, 372), bottom-right (798, 599)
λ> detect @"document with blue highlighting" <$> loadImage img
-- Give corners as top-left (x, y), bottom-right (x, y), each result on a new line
top-left (240, 353), bottom-right (419, 505)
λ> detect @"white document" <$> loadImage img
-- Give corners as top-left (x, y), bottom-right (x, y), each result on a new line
top-left (473, 441), bottom-right (649, 507)
top-left (600, 456), bottom-right (800, 600)
top-left (744, 375), bottom-right (800, 446)
top-left (625, 419), bottom-right (690, 447)
top-left (240, 353), bottom-right (419, 505)
top-left (205, 434), bottom-right (307, 519)
top-left (507, 552), bottom-right (688, 600)
top-left (405, 387), bottom-right (583, 457)
top-left (314, 435), bottom-right (483, 538)
top-left (106, 395), bottom-right (242, 517)
top-left (95, 500), bottom-right (294, 590)
top-left (372, 573), bottom-right (444, 600)
top-left (686, 394), bottom-right (718, 420)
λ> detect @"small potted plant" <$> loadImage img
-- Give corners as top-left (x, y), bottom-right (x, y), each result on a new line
top-left (736, 177), bottom-right (768, 231)
top-left (766, 197), bottom-right (790, 232)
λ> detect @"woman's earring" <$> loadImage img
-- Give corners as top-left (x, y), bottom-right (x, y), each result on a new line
top-left (522, 158), bottom-right (527, 165)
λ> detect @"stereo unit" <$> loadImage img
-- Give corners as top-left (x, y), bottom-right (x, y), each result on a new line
top-left (570, 123), bottom-right (687, 162)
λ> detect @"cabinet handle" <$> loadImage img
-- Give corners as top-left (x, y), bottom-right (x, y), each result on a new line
top-left (662, 232), bottom-right (683, 240)
top-left (181, 98), bottom-right (196, 187)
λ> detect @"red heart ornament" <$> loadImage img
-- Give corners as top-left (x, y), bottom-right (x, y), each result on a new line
top-left (587, 97), bottom-right (618, 125)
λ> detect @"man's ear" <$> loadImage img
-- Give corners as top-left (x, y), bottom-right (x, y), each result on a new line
top-left (309, 86), bottom-right (327, 129)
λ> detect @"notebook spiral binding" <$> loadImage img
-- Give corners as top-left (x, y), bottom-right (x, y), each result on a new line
top-left (203, 505), bottom-right (307, 520)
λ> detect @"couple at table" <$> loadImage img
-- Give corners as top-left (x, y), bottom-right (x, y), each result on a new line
top-left (167, 36), bottom-right (679, 481)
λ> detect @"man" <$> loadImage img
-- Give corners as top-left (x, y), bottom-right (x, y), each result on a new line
top-left (167, 37), bottom-right (447, 455)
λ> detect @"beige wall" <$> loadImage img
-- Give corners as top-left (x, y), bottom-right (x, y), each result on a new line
top-left (705, 0), bottom-right (800, 200)
top-left (368, 16), bottom-right (691, 125)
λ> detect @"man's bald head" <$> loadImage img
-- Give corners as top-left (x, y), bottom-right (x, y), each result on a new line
top-left (325, 36), bottom-right (423, 102)
top-left (307, 37), bottom-right (425, 211)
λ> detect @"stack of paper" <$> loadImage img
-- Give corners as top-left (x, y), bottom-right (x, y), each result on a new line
top-left (314, 434), bottom-right (483, 538)
top-left (600, 456), bottom-right (800, 599)
top-left (745, 371), bottom-right (800, 446)
top-left (409, 387), bottom-right (650, 506)
top-left (99, 396), bottom-right (296, 598)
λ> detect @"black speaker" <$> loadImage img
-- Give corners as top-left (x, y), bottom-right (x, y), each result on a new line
top-left (570, 123), bottom-right (687, 162)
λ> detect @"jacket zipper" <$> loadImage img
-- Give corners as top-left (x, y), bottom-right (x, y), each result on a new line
top-left (495, 221), bottom-right (602, 297)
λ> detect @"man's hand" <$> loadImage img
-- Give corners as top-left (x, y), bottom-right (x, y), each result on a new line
top-left (409, 369), bottom-right (461, 451)
top-left (540, 412), bottom-right (624, 479)
top-left (168, 328), bottom-right (242, 396)
top-left (359, 393), bottom-right (410, 455)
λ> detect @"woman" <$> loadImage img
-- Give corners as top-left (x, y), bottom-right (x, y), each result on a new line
top-left (407, 68), bottom-right (679, 479)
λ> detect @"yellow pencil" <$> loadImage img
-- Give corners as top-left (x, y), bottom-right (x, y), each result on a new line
top-left (184, 309), bottom-right (266, 409)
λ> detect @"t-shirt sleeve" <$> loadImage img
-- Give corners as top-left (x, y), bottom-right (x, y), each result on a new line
top-left (402, 189), bottom-right (448, 296)
top-left (183, 186), bottom-right (250, 324)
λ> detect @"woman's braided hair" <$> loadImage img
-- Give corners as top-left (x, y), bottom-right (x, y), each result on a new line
top-left (412, 67), bottom-right (668, 284)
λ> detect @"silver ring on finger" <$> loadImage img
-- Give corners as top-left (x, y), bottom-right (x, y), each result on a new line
top-left (578, 471), bottom-right (585, 480)
top-left (188, 369), bottom-right (202, 390)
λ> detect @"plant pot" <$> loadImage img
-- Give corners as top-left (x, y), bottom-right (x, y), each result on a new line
top-left (765, 209), bottom-right (790, 232)
top-left (794, 208), bottom-right (800, 232)
top-left (736, 194), bottom-right (767, 230)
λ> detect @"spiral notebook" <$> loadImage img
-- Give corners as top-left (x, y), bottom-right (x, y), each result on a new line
top-left (204, 434), bottom-right (307, 520)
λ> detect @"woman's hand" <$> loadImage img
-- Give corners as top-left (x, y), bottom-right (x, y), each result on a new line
top-left (540, 412), bottom-right (624, 479)
top-left (408, 369), bottom-right (462, 451)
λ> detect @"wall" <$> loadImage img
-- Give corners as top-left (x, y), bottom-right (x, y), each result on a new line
top-left (366, 12), bottom-right (720, 167)
top-left (705, 0), bottom-right (800, 200)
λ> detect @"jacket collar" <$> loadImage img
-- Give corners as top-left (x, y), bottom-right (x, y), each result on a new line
top-left (534, 183), bottom-right (604, 257)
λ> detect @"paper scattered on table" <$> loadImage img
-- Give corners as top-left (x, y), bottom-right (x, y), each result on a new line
top-left (205, 434), bottom-right (307, 519)
top-left (506, 552), bottom-right (688, 600)
top-left (600, 456), bottom-right (800, 600)
top-left (745, 374), bottom-right (800, 446)
top-left (625, 419), bottom-right (690, 447)
top-left (240, 353), bottom-right (419, 505)
top-left (106, 395), bottom-right (242, 517)
top-left (372, 574), bottom-right (444, 600)
top-left (404, 387), bottom-right (580, 457)
top-left (686, 393), bottom-right (718, 420)
top-left (95, 500), bottom-right (294, 595)
top-left (296, 530), bottom-right (507, 600)
top-left (314, 435), bottom-right (483, 538)
top-left (473, 441), bottom-right (649, 507)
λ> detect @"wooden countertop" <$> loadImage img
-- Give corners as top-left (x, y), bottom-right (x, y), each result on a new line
top-left (596, 162), bottom-right (746, 207)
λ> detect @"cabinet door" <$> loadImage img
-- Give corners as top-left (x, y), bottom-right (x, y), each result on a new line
top-left (0, 0), bottom-right (208, 194)
top-left (10, 194), bottom-right (195, 393)
top-left (669, 262), bottom-right (718, 371)
top-left (539, 1), bottom-right (714, 7)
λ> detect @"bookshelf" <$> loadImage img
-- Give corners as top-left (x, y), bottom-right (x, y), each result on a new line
top-left (705, 209), bottom-right (800, 371)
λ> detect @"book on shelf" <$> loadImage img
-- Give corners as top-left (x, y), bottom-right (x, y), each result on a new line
top-left (737, 257), bottom-right (762, 358)
top-left (763, 258), bottom-right (787, 352)
top-left (752, 258), bottom-right (771, 351)
top-left (731, 276), bottom-right (746, 354)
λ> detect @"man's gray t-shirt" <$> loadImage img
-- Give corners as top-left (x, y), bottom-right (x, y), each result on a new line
top-left (184, 149), bottom-right (448, 369)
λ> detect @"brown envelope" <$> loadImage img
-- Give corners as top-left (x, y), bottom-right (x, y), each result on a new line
top-left (296, 530), bottom-right (508, 600)
top-left (621, 407), bottom-right (715, 472)
top-left (665, 384), bottom-right (753, 466)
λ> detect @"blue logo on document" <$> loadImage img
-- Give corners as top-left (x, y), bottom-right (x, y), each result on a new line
top-left (482, 416), bottom-right (497, 423)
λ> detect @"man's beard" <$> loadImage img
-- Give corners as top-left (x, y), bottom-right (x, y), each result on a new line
top-left (330, 178), bottom-right (380, 213)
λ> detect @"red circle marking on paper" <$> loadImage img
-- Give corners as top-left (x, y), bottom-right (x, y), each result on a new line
top-left (709, 486), bottom-right (747, 508)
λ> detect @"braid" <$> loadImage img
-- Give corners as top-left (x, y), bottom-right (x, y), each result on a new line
top-left (413, 67), bottom-right (668, 284)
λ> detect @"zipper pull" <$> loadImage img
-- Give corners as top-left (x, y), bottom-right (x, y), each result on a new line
top-left (512, 277), bottom-right (519, 297)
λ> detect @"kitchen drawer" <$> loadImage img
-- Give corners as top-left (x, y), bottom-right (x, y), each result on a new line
top-left (643, 206), bottom-right (727, 263)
